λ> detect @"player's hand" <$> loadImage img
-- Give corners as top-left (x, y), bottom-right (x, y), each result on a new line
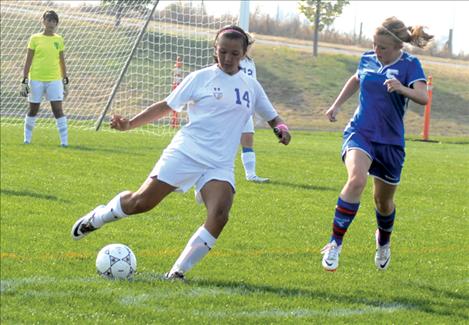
top-left (384, 78), bottom-right (404, 94)
top-left (20, 78), bottom-right (30, 97)
top-left (273, 124), bottom-right (291, 145)
top-left (63, 76), bottom-right (69, 99)
top-left (110, 115), bottom-right (130, 131)
top-left (325, 105), bottom-right (339, 122)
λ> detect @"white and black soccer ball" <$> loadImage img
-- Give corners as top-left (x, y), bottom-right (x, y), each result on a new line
top-left (96, 243), bottom-right (137, 280)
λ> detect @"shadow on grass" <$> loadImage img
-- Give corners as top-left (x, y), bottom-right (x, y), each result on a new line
top-left (264, 180), bottom-right (337, 192)
top-left (1, 189), bottom-right (71, 203)
top-left (407, 138), bottom-right (469, 145)
top-left (188, 278), bottom-right (469, 320)
top-left (131, 272), bottom-right (468, 320)
top-left (65, 145), bottom-right (151, 156)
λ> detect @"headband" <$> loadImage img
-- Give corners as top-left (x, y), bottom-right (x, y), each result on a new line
top-left (381, 25), bottom-right (404, 43)
top-left (220, 28), bottom-right (245, 37)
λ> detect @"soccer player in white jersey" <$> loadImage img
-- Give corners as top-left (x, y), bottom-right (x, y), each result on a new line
top-left (320, 17), bottom-right (433, 272)
top-left (71, 25), bottom-right (291, 280)
top-left (20, 10), bottom-right (69, 147)
top-left (238, 36), bottom-right (269, 183)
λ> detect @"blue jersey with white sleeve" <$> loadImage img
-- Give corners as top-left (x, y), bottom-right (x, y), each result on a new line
top-left (345, 51), bottom-right (426, 147)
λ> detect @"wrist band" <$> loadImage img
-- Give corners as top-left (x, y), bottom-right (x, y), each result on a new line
top-left (276, 123), bottom-right (289, 131)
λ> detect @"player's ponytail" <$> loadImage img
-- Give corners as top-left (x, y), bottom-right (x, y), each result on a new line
top-left (407, 25), bottom-right (433, 48)
top-left (377, 17), bottom-right (433, 49)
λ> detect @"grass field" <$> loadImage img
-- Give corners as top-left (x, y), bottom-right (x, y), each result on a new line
top-left (1, 125), bottom-right (468, 324)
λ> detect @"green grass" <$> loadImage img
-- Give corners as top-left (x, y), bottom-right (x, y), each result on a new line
top-left (1, 125), bottom-right (468, 324)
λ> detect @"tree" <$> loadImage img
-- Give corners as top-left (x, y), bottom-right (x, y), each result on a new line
top-left (101, 0), bottom-right (152, 27)
top-left (299, 0), bottom-right (349, 57)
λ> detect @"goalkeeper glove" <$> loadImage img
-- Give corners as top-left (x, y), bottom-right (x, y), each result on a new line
top-left (63, 76), bottom-right (69, 99)
top-left (20, 78), bottom-right (30, 97)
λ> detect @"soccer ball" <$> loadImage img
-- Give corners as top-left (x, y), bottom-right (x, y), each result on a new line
top-left (96, 243), bottom-right (137, 280)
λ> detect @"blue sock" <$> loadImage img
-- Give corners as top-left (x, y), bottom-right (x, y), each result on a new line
top-left (376, 209), bottom-right (395, 245)
top-left (330, 197), bottom-right (360, 245)
top-left (242, 147), bottom-right (254, 153)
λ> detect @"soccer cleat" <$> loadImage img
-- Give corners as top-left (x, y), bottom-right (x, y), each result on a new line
top-left (246, 175), bottom-right (270, 183)
top-left (375, 230), bottom-right (391, 270)
top-left (164, 271), bottom-right (185, 281)
top-left (24, 141), bottom-right (30, 144)
top-left (71, 205), bottom-right (105, 240)
top-left (321, 240), bottom-right (342, 272)
top-left (194, 190), bottom-right (204, 205)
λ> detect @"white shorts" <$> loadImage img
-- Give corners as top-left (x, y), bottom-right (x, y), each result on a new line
top-left (149, 148), bottom-right (235, 193)
top-left (242, 116), bottom-right (255, 134)
top-left (29, 80), bottom-right (64, 103)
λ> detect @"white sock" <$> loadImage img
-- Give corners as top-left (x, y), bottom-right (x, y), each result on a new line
top-left (91, 192), bottom-right (128, 228)
top-left (56, 116), bottom-right (68, 146)
top-left (24, 115), bottom-right (37, 143)
top-left (169, 226), bottom-right (216, 274)
top-left (241, 151), bottom-right (256, 179)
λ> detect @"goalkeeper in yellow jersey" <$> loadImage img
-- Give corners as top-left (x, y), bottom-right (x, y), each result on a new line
top-left (21, 10), bottom-right (69, 147)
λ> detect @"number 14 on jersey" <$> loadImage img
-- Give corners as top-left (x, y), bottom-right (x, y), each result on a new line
top-left (234, 88), bottom-right (250, 108)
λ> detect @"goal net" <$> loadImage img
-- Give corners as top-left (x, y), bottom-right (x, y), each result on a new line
top-left (0, 0), bottom-right (238, 134)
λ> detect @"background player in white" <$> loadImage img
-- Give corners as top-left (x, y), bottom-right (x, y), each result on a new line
top-left (71, 25), bottom-right (291, 280)
top-left (20, 10), bottom-right (69, 147)
top-left (320, 17), bottom-right (432, 272)
top-left (239, 34), bottom-right (269, 183)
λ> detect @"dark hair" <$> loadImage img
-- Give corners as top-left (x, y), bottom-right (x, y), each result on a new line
top-left (43, 10), bottom-right (59, 24)
top-left (376, 17), bottom-right (433, 49)
top-left (213, 25), bottom-right (253, 62)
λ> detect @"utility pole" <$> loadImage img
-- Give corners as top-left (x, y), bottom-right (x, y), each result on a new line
top-left (313, 1), bottom-right (320, 57)
top-left (358, 22), bottom-right (362, 45)
top-left (448, 29), bottom-right (453, 56)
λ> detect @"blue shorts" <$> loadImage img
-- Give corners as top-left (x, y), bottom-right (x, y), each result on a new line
top-left (341, 131), bottom-right (405, 185)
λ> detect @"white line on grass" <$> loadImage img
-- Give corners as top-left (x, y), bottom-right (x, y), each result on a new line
top-left (185, 304), bottom-right (409, 319)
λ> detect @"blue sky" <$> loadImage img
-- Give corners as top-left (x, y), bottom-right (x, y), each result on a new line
top-left (60, 1), bottom-right (469, 54)
top-left (205, 0), bottom-right (469, 55)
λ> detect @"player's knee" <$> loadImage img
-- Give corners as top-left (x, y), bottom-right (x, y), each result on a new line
top-left (209, 205), bottom-right (230, 227)
top-left (374, 196), bottom-right (394, 215)
top-left (346, 175), bottom-right (367, 194)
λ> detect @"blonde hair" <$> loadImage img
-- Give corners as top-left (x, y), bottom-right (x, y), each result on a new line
top-left (376, 17), bottom-right (433, 49)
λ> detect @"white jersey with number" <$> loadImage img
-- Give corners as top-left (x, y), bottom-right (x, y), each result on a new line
top-left (240, 57), bottom-right (257, 79)
top-left (165, 64), bottom-right (278, 168)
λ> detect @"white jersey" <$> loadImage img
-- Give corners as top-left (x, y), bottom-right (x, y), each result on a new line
top-left (165, 64), bottom-right (278, 168)
top-left (240, 57), bottom-right (257, 79)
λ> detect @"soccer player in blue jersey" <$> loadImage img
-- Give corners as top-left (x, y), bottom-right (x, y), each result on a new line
top-left (321, 17), bottom-right (433, 272)
top-left (71, 25), bottom-right (291, 280)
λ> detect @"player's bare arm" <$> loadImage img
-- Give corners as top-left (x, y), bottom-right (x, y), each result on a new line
top-left (326, 73), bottom-right (360, 122)
top-left (59, 51), bottom-right (67, 79)
top-left (22, 48), bottom-right (34, 80)
top-left (268, 116), bottom-right (291, 145)
top-left (111, 100), bottom-right (173, 131)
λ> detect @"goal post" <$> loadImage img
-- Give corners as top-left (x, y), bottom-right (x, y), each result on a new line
top-left (0, 0), bottom-right (239, 135)
top-left (95, 0), bottom-right (160, 131)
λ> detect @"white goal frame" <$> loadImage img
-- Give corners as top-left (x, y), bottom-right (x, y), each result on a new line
top-left (1, 0), bottom-right (248, 135)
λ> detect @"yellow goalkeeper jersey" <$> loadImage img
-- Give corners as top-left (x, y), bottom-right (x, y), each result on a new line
top-left (28, 33), bottom-right (64, 81)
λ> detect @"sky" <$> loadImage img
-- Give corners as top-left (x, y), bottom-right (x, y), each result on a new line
top-left (202, 0), bottom-right (469, 55)
top-left (56, 1), bottom-right (469, 54)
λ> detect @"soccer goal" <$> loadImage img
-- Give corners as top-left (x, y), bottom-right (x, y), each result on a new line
top-left (0, 0), bottom-right (239, 134)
